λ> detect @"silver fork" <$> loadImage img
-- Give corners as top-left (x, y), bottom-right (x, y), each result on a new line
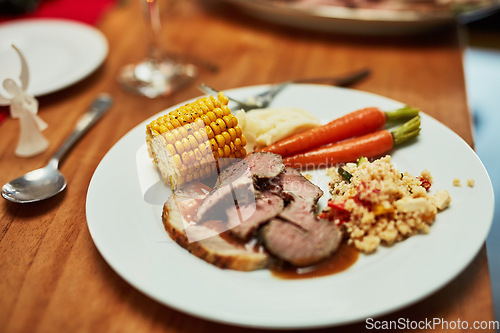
top-left (198, 68), bottom-right (370, 112)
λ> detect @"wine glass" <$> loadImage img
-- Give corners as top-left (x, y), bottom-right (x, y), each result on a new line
top-left (117, 0), bottom-right (197, 98)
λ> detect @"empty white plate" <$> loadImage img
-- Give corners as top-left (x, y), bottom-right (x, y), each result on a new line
top-left (0, 18), bottom-right (108, 99)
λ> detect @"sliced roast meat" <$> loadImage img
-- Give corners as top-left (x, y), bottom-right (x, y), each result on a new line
top-left (244, 152), bottom-right (285, 179)
top-left (197, 152), bottom-right (284, 223)
top-left (227, 191), bottom-right (284, 241)
top-left (215, 152), bottom-right (284, 189)
top-left (278, 193), bottom-right (315, 225)
top-left (214, 158), bottom-right (251, 188)
top-left (280, 167), bottom-right (323, 204)
top-left (166, 152), bottom-right (342, 270)
top-left (196, 168), bottom-right (254, 223)
top-left (162, 181), bottom-right (271, 271)
top-left (261, 216), bottom-right (342, 267)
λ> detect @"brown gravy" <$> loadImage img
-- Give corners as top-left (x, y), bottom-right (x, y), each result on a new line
top-left (270, 242), bottom-right (359, 279)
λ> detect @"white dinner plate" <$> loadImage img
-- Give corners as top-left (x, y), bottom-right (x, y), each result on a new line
top-left (86, 85), bottom-right (494, 329)
top-left (222, 0), bottom-right (500, 35)
top-left (0, 19), bottom-right (108, 98)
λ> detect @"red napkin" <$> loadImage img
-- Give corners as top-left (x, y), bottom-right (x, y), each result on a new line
top-left (0, 107), bottom-right (8, 124)
top-left (0, 0), bottom-right (117, 25)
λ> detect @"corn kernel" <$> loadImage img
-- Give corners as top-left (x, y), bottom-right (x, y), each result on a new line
top-left (197, 99), bottom-right (209, 113)
top-left (222, 131), bottom-right (232, 145)
top-left (221, 105), bottom-right (231, 116)
top-left (216, 118), bottom-right (227, 132)
top-left (201, 114), bottom-right (211, 126)
top-left (213, 107), bottom-right (224, 119)
top-left (166, 122), bottom-right (175, 131)
top-left (175, 141), bottom-right (185, 154)
top-left (181, 138), bottom-right (191, 151)
top-left (205, 125), bottom-right (214, 139)
top-left (194, 130), bottom-right (205, 144)
top-left (163, 131), bottom-right (175, 144)
top-left (172, 154), bottom-right (182, 168)
top-left (234, 125), bottom-right (242, 138)
top-left (199, 142), bottom-right (211, 156)
top-left (170, 119), bottom-right (181, 129)
top-left (206, 111), bottom-right (217, 123)
top-left (202, 97), bottom-right (214, 110)
top-left (218, 92), bottom-right (229, 105)
top-left (178, 126), bottom-right (188, 138)
top-left (166, 144), bottom-right (176, 156)
top-left (222, 116), bottom-right (232, 128)
top-left (215, 134), bottom-right (225, 148)
top-left (227, 128), bottom-right (237, 141)
top-left (234, 137), bottom-right (242, 150)
top-left (187, 134), bottom-right (198, 150)
top-left (209, 138), bottom-right (218, 151)
top-left (229, 114), bottom-right (238, 127)
top-left (193, 148), bottom-right (203, 160)
top-left (210, 121), bottom-right (221, 136)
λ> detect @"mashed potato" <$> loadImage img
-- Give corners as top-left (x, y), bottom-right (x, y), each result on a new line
top-left (322, 156), bottom-right (451, 253)
top-left (235, 107), bottom-right (320, 152)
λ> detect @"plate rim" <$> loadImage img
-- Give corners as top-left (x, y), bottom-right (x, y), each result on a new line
top-left (222, 0), bottom-right (500, 34)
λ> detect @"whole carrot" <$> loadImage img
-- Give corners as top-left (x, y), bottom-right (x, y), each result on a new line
top-left (257, 106), bottom-right (419, 157)
top-left (283, 116), bottom-right (420, 169)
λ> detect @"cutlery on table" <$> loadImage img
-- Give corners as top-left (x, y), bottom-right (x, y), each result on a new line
top-left (1, 93), bottom-right (113, 203)
top-left (198, 68), bottom-right (370, 112)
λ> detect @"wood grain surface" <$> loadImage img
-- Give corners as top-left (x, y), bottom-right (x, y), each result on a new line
top-left (0, 0), bottom-right (495, 332)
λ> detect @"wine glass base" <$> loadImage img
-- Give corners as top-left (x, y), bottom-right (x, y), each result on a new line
top-left (118, 59), bottom-right (197, 98)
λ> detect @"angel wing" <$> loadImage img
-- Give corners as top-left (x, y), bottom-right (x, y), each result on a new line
top-left (12, 45), bottom-right (30, 91)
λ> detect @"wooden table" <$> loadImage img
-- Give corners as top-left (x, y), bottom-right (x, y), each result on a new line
top-left (0, 0), bottom-right (495, 332)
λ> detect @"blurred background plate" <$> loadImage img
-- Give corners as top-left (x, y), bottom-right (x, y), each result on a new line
top-left (0, 18), bottom-right (108, 98)
top-left (222, 0), bottom-right (500, 35)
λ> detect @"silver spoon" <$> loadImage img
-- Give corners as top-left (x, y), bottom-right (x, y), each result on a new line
top-left (2, 94), bottom-right (113, 203)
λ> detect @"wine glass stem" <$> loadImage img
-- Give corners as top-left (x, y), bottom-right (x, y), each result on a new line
top-left (142, 0), bottom-right (164, 63)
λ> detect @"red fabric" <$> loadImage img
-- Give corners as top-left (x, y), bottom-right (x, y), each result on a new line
top-left (0, 0), bottom-right (116, 26)
top-left (0, 107), bottom-right (8, 124)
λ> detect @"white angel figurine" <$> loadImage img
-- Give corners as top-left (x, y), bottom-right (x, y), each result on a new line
top-left (0, 45), bottom-right (49, 157)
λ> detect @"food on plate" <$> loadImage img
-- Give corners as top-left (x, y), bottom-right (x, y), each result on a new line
top-left (467, 179), bottom-right (475, 187)
top-left (270, 0), bottom-right (494, 14)
top-left (235, 107), bottom-right (320, 152)
top-left (155, 95), bottom-right (448, 276)
top-left (162, 152), bottom-right (343, 270)
top-left (146, 93), bottom-right (247, 189)
top-left (320, 155), bottom-right (451, 253)
top-left (283, 115), bottom-right (420, 168)
top-left (257, 106), bottom-right (419, 157)
top-left (162, 181), bottom-right (272, 271)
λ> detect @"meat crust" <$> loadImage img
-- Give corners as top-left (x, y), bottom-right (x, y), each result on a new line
top-left (162, 182), bottom-right (271, 271)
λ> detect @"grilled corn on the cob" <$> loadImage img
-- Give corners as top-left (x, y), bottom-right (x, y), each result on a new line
top-left (146, 92), bottom-right (247, 189)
